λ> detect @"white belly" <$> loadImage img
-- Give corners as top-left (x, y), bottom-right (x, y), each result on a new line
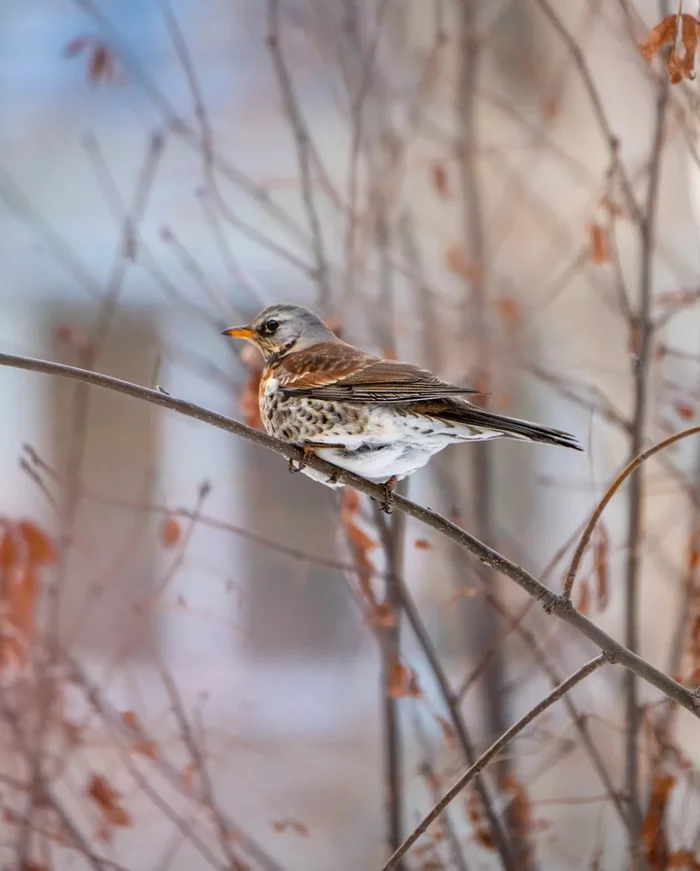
top-left (291, 406), bottom-right (500, 487)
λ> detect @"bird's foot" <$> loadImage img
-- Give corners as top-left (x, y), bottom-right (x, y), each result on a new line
top-left (376, 475), bottom-right (399, 514)
top-left (326, 467), bottom-right (343, 486)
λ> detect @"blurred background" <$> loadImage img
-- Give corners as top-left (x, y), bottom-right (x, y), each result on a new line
top-left (2, 0), bottom-right (700, 869)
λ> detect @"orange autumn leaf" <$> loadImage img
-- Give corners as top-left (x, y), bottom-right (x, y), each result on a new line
top-left (0, 526), bottom-right (18, 569)
top-left (388, 658), bottom-right (422, 699)
top-left (594, 525), bottom-right (610, 611)
top-left (18, 521), bottom-right (57, 565)
top-left (589, 223), bottom-right (610, 264)
top-left (643, 773), bottom-right (676, 869)
top-left (668, 850), bottom-right (700, 870)
top-left (667, 14), bottom-right (699, 84)
top-left (64, 35), bottom-right (123, 85)
top-left (0, 567), bottom-right (38, 671)
top-left (639, 16), bottom-right (678, 61)
top-left (639, 14), bottom-right (700, 84)
top-left (445, 244), bottom-right (481, 282)
top-left (576, 578), bottom-right (591, 616)
top-left (86, 774), bottom-right (132, 828)
top-left (369, 602), bottom-right (396, 629)
top-left (501, 773), bottom-right (535, 865)
top-left (675, 402), bottom-right (696, 421)
top-left (340, 489), bottom-right (378, 608)
top-left (159, 516), bottom-right (181, 548)
top-left (466, 787), bottom-right (495, 850)
top-left (688, 614), bottom-right (700, 687)
top-left (272, 818), bottom-right (309, 837)
top-left (688, 522), bottom-right (700, 574)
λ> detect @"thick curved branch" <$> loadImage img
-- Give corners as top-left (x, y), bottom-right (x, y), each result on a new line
top-left (0, 351), bottom-right (698, 716)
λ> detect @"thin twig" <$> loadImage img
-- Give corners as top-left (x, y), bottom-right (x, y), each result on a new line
top-left (267, 0), bottom-right (332, 310)
top-left (374, 497), bottom-right (407, 868)
top-left (623, 63), bottom-right (669, 859)
top-left (381, 654), bottom-right (610, 871)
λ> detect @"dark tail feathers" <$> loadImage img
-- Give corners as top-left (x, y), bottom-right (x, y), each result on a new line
top-left (446, 406), bottom-right (584, 452)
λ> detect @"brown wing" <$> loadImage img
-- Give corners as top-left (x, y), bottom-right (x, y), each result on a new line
top-left (277, 342), bottom-right (480, 403)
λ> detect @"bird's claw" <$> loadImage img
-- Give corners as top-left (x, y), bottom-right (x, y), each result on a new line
top-left (289, 443), bottom-right (316, 473)
top-left (376, 475), bottom-right (399, 514)
top-left (326, 468), bottom-right (342, 485)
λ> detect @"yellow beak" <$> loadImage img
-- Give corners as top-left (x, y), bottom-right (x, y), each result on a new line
top-left (221, 326), bottom-right (256, 339)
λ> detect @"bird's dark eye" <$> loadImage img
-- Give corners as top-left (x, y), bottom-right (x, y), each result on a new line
top-left (263, 318), bottom-right (280, 334)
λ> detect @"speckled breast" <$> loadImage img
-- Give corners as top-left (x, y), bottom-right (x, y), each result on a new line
top-left (259, 371), bottom-right (368, 444)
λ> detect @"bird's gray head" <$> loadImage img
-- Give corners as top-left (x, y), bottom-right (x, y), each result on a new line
top-left (222, 304), bottom-right (339, 362)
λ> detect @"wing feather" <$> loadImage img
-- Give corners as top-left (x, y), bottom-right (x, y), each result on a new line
top-left (277, 342), bottom-right (480, 403)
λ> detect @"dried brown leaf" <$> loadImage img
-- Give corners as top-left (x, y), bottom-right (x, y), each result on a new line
top-left (340, 489), bottom-right (378, 607)
top-left (668, 850), bottom-right (700, 870)
top-left (0, 526), bottom-right (18, 569)
top-left (0, 567), bottom-right (37, 671)
top-left (159, 516), bottom-right (182, 548)
top-left (501, 773), bottom-right (534, 862)
top-left (272, 818), bottom-right (309, 837)
top-left (18, 520), bottom-right (57, 565)
top-left (445, 244), bottom-right (481, 283)
top-left (675, 402), bottom-right (696, 421)
top-left (369, 602), bottom-right (396, 628)
top-left (388, 658), bottom-right (422, 699)
top-left (667, 15), bottom-right (699, 84)
top-left (642, 772), bottom-right (676, 869)
top-left (639, 14), bottom-right (699, 84)
top-left (576, 578), bottom-right (591, 616)
top-left (589, 223), bottom-right (610, 264)
top-left (639, 15), bottom-right (679, 61)
top-left (86, 774), bottom-right (132, 828)
top-left (88, 44), bottom-right (119, 84)
top-left (594, 525), bottom-right (609, 611)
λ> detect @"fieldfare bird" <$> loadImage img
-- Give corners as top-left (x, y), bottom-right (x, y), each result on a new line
top-left (223, 304), bottom-right (582, 506)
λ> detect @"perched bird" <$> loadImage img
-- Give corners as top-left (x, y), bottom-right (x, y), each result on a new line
top-left (223, 304), bottom-right (582, 507)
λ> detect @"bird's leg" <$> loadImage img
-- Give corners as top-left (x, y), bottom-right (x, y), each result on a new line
top-left (376, 475), bottom-right (399, 514)
top-left (326, 467), bottom-right (343, 485)
top-left (289, 441), bottom-right (346, 473)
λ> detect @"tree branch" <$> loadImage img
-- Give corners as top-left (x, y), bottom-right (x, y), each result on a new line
top-left (0, 351), bottom-right (698, 717)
